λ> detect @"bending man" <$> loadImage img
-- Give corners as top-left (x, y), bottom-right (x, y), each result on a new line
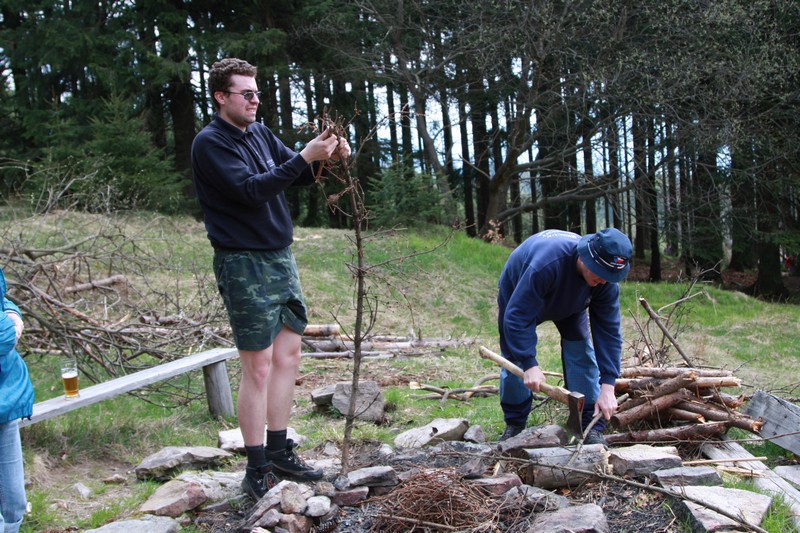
top-left (497, 228), bottom-right (632, 445)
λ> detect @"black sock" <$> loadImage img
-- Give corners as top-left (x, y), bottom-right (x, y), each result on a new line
top-left (245, 444), bottom-right (267, 471)
top-left (266, 429), bottom-right (288, 453)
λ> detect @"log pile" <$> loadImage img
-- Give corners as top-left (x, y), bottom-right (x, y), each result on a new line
top-left (300, 325), bottom-right (478, 358)
top-left (607, 366), bottom-right (762, 445)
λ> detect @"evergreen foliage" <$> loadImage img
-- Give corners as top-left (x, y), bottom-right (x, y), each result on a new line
top-left (1, 0), bottom-right (799, 297)
top-left (368, 165), bottom-right (447, 228)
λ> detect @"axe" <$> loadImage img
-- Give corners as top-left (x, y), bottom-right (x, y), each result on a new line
top-left (479, 346), bottom-right (584, 438)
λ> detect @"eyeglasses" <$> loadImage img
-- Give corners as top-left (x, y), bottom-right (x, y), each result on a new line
top-left (225, 90), bottom-right (261, 101)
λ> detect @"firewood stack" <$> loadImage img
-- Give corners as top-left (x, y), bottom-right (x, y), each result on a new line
top-left (606, 366), bottom-right (763, 445)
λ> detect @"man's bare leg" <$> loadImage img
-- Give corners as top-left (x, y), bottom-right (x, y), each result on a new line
top-left (263, 326), bottom-right (323, 480)
top-left (238, 344), bottom-right (279, 499)
top-left (266, 326), bottom-right (301, 430)
top-left (238, 346), bottom-right (272, 447)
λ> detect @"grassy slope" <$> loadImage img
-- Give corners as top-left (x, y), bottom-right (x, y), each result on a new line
top-left (4, 211), bottom-right (799, 531)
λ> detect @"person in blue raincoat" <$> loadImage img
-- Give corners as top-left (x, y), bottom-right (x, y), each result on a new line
top-left (0, 266), bottom-right (33, 533)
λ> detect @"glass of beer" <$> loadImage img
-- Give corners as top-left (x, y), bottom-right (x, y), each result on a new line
top-left (60, 357), bottom-right (79, 399)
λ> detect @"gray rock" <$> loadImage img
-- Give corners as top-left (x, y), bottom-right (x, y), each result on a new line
top-left (608, 444), bottom-right (681, 477)
top-left (495, 424), bottom-right (569, 454)
top-left (528, 503), bottom-right (609, 532)
top-left (280, 482), bottom-right (308, 515)
top-left (134, 446), bottom-right (232, 481)
top-left (83, 515), bottom-right (180, 533)
top-left (499, 484), bottom-right (570, 513)
top-left (331, 381), bottom-right (386, 423)
top-left (278, 512), bottom-right (312, 533)
top-left (467, 472), bottom-right (522, 497)
top-left (310, 383), bottom-right (337, 406)
top-left (464, 424), bottom-right (487, 443)
top-left (72, 482), bottom-right (92, 499)
top-left (305, 495), bottom-right (332, 517)
top-left (177, 471), bottom-right (243, 504)
top-left (775, 465), bottom-right (800, 489)
top-left (330, 486), bottom-right (369, 506)
top-left (667, 485), bottom-right (772, 531)
top-left (394, 418), bottom-right (469, 448)
top-left (138, 479), bottom-right (207, 516)
top-left (651, 466), bottom-right (722, 487)
top-left (347, 465), bottom-right (399, 487)
top-left (432, 440), bottom-right (493, 456)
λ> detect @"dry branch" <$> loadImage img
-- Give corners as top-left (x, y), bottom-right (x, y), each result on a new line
top-left (638, 297), bottom-right (695, 366)
top-left (612, 388), bottom-right (694, 428)
top-left (606, 421), bottom-right (729, 444)
top-left (616, 372), bottom-right (697, 413)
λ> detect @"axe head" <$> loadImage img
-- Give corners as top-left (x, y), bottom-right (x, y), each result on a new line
top-left (564, 392), bottom-right (585, 439)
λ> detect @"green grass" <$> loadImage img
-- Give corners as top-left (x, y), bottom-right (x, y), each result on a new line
top-left (2, 208), bottom-right (799, 532)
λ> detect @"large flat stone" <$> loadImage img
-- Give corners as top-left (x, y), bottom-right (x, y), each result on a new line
top-left (651, 466), bottom-right (722, 487)
top-left (394, 418), bottom-right (469, 448)
top-left (775, 465), bottom-right (800, 489)
top-left (528, 503), bottom-right (609, 533)
top-left (608, 444), bottom-right (681, 477)
top-left (667, 485), bottom-right (772, 532)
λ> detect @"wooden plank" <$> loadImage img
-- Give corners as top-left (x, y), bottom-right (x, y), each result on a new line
top-left (21, 347), bottom-right (238, 427)
top-left (700, 437), bottom-right (800, 531)
top-left (744, 390), bottom-right (800, 456)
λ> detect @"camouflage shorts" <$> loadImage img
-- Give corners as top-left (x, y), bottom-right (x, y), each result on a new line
top-left (213, 248), bottom-right (308, 351)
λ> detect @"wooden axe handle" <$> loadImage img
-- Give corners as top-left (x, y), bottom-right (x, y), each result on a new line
top-left (479, 346), bottom-right (573, 406)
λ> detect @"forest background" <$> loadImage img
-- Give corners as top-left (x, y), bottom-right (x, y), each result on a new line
top-left (1, 0), bottom-right (800, 298)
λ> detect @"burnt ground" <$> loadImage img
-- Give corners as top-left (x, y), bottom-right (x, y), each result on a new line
top-left (190, 440), bottom-right (687, 533)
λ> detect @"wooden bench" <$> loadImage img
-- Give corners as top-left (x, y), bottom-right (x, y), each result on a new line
top-left (20, 347), bottom-right (239, 428)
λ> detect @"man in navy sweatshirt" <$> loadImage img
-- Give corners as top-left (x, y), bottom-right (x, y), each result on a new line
top-left (496, 228), bottom-right (632, 445)
top-left (191, 58), bottom-right (350, 500)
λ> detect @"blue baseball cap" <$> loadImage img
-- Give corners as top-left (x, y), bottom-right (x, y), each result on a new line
top-left (577, 228), bottom-right (632, 283)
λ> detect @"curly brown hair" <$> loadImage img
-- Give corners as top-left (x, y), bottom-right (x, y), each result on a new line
top-left (208, 58), bottom-right (257, 111)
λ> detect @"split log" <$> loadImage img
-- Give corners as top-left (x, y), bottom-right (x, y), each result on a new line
top-left (617, 373), bottom-right (697, 413)
top-left (676, 400), bottom-right (763, 433)
top-left (510, 444), bottom-right (609, 489)
top-left (703, 390), bottom-right (745, 410)
top-left (302, 324), bottom-right (341, 337)
top-left (665, 407), bottom-right (705, 423)
top-left (686, 376), bottom-right (742, 390)
top-left (300, 351), bottom-right (383, 358)
top-left (620, 366), bottom-right (733, 379)
top-left (614, 377), bottom-right (658, 394)
top-left (302, 337), bottom-right (476, 353)
top-left (606, 421), bottom-right (729, 445)
top-left (612, 388), bottom-right (693, 428)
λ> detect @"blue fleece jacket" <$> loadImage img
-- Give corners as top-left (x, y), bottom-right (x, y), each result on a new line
top-left (0, 267), bottom-right (34, 423)
top-left (497, 230), bottom-right (623, 385)
top-left (191, 116), bottom-right (317, 251)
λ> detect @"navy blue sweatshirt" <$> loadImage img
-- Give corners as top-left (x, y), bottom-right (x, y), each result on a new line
top-left (191, 116), bottom-right (316, 251)
top-left (497, 230), bottom-right (623, 385)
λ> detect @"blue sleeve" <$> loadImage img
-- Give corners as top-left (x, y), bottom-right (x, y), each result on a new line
top-left (501, 266), bottom-right (553, 371)
top-left (0, 313), bottom-right (16, 358)
top-left (588, 284), bottom-right (623, 385)
top-left (192, 131), bottom-right (313, 208)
